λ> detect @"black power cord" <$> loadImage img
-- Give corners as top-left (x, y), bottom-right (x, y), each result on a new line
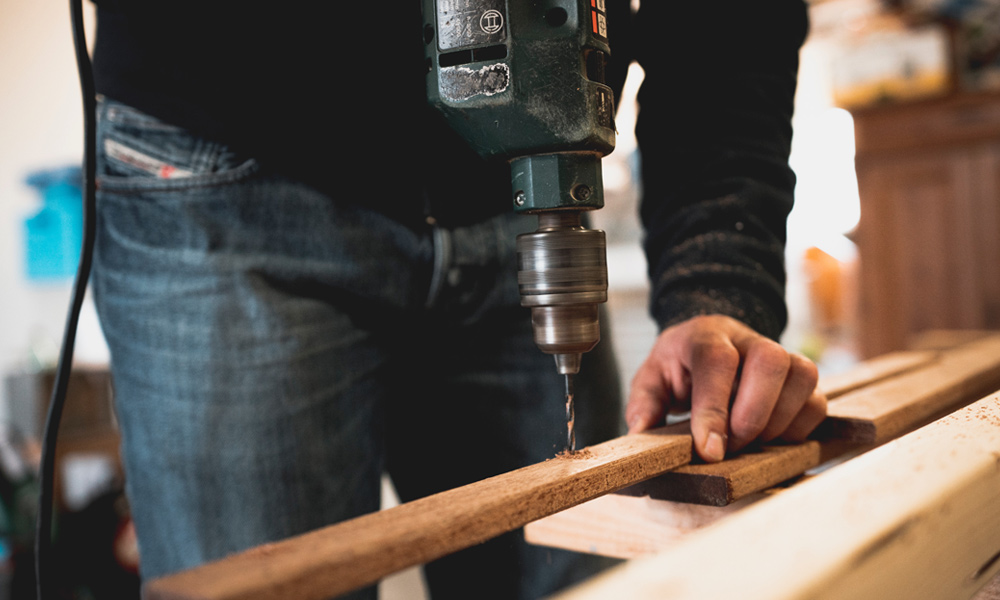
top-left (35, 0), bottom-right (98, 597)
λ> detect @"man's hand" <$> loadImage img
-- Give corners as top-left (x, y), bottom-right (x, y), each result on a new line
top-left (626, 315), bottom-right (826, 462)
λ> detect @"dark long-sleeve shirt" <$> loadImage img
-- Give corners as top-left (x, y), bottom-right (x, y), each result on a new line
top-left (625, 1), bottom-right (806, 337)
top-left (92, 0), bottom-right (807, 340)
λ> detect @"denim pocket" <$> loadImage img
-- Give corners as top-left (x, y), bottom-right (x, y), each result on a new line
top-left (96, 98), bottom-right (259, 193)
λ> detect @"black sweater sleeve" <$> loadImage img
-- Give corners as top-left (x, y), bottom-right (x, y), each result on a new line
top-left (614, 1), bottom-right (808, 340)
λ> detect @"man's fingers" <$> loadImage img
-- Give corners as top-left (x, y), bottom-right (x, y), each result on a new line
top-left (626, 359), bottom-right (669, 434)
top-left (688, 332), bottom-right (740, 462)
top-left (759, 353), bottom-right (819, 442)
top-left (727, 337), bottom-right (790, 450)
top-left (780, 390), bottom-right (828, 442)
top-left (625, 315), bottom-right (827, 464)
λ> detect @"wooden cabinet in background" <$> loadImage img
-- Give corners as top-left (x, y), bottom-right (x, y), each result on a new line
top-left (852, 91), bottom-right (1000, 357)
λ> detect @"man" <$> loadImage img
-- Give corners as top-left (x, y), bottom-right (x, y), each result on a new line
top-left (90, 1), bottom-right (824, 597)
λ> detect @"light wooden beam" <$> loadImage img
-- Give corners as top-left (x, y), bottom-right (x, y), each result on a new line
top-left (524, 491), bottom-right (763, 559)
top-left (144, 429), bottom-right (691, 600)
top-left (822, 335), bottom-right (1000, 443)
top-left (554, 393), bottom-right (1000, 600)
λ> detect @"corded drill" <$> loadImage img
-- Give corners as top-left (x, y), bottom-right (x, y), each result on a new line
top-left (423, 0), bottom-right (616, 450)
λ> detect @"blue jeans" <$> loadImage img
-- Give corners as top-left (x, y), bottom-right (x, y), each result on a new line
top-left (93, 99), bottom-right (623, 599)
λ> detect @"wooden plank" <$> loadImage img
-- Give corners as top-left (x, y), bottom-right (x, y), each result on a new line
top-left (527, 338), bottom-right (1000, 568)
top-left (524, 442), bottom-right (819, 555)
top-left (593, 348), bottom-right (942, 508)
top-left (526, 340), bottom-right (998, 557)
top-left (525, 438), bottom-right (819, 555)
top-left (144, 429), bottom-right (691, 600)
top-left (620, 438), bottom-right (820, 506)
top-left (555, 393), bottom-right (1000, 600)
top-left (819, 350), bottom-right (936, 400)
top-left (821, 334), bottom-right (1000, 443)
top-left (907, 329), bottom-right (994, 352)
top-left (638, 335), bottom-right (999, 505)
top-left (524, 492), bottom-right (764, 559)
top-left (526, 444), bottom-right (868, 557)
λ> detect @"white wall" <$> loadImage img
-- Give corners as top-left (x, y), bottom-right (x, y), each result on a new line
top-left (0, 0), bottom-right (105, 404)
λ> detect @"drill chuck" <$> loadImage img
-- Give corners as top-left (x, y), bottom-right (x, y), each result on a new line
top-left (516, 211), bottom-right (608, 374)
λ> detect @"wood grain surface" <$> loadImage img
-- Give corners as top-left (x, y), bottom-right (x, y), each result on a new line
top-left (625, 336), bottom-right (1000, 506)
top-left (145, 429), bottom-right (691, 600)
top-left (624, 441), bottom-right (821, 506)
top-left (603, 348), bottom-right (939, 507)
top-left (555, 393), bottom-right (1000, 600)
top-left (524, 492), bottom-right (763, 559)
top-left (818, 350), bottom-right (936, 399)
top-left (526, 337), bottom-right (1000, 559)
top-left (821, 335), bottom-right (1000, 443)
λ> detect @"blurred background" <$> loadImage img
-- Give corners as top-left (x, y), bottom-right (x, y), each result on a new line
top-left (1, 0), bottom-right (999, 597)
top-left (596, 0), bottom-right (1000, 388)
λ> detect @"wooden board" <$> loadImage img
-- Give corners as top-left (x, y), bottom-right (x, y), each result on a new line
top-left (630, 441), bottom-right (820, 506)
top-left (609, 348), bottom-right (940, 507)
top-left (907, 329), bottom-right (995, 352)
top-left (819, 350), bottom-right (936, 399)
top-left (619, 437), bottom-right (820, 506)
top-left (144, 429), bottom-right (691, 600)
top-left (524, 442), bottom-right (821, 555)
top-left (526, 339), bottom-right (1000, 560)
top-left (555, 393), bottom-right (1000, 600)
top-left (625, 336), bottom-right (1000, 506)
top-left (821, 334), bottom-right (1000, 443)
top-left (524, 492), bottom-right (763, 559)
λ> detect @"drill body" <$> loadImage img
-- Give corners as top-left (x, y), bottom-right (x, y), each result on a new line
top-left (423, 0), bottom-right (617, 376)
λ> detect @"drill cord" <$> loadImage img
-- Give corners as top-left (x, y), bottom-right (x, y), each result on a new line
top-left (36, 0), bottom-right (98, 597)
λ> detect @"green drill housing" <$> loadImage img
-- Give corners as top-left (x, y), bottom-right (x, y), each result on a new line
top-left (422, 0), bottom-right (617, 213)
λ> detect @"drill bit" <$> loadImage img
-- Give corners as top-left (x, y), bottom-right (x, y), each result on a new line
top-left (564, 373), bottom-right (576, 453)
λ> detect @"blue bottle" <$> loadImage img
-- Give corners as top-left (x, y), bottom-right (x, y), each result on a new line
top-left (23, 167), bottom-right (83, 282)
